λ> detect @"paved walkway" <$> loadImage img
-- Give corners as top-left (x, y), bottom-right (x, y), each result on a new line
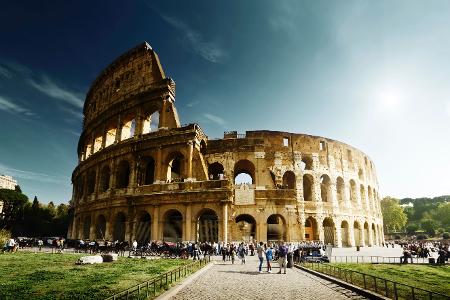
top-left (168, 255), bottom-right (367, 300)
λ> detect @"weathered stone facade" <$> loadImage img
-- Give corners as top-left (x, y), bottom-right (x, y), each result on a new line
top-left (68, 42), bottom-right (384, 247)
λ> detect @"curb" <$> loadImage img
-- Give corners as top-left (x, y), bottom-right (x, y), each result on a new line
top-left (294, 264), bottom-right (389, 300)
top-left (155, 261), bottom-right (214, 300)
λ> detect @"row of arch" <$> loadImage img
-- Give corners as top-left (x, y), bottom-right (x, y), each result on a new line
top-left (82, 111), bottom-right (160, 161)
top-left (76, 208), bottom-right (382, 246)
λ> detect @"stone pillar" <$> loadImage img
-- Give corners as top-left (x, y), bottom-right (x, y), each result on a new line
top-left (368, 224), bottom-right (374, 246)
top-left (134, 108), bottom-right (143, 137)
top-left (152, 206), bottom-right (159, 240)
top-left (360, 224), bottom-right (366, 247)
top-left (71, 217), bottom-right (78, 239)
top-left (317, 218), bottom-right (325, 242)
top-left (89, 213), bottom-right (96, 240)
top-left (104, 216), bottom-right (111, 241)
top-left (222, 203), bottom-right (228, 243)
top-left (115, 114), bottom-right (122, 143)
top-left (298, 213), bottom-right (305, 241)
top-left (349, 223), bottom-right (356, 247)
top-left (156, 146), bottom-right (163, 183)
top-left (344, 183), bottom-right (351, 208)
top-left (185, 205), bottom-right (192, 242)
top-left (335, 222), bottom-right (342, 247)
top-left (101, 125), bottom-right (107, 149)
top-left (186, 141), bottom-right (194, 180)
top-left (330, 182), bottom-right (338, 208)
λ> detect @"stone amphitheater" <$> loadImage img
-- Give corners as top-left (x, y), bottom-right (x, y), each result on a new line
top-left (67, 42), bottom-right (384, 247)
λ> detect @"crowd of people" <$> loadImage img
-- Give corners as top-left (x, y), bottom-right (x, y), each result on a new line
top-left (396, 241), bottom-right (449, 264)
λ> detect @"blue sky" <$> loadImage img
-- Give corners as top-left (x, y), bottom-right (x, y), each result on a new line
top-left (1, 1), bottom-right (449, 203)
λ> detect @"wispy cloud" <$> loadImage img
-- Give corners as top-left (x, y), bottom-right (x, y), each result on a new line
top-left (204, 113), bottom-right (226, 126)
top-left (268, 0), bottom-right (299, 37)
top-left (59, 105), bottom-right (83, 120)
top-left (28, 75), bottom-right (84, 108)
top-left (160, 14), bottom-right (227, 63)
top-left (0, 96), bottom-right (35, 116)
top-left (0, 65), bottom-right (12, 78)
top-left (0, 162), bottom-right (67, 184)
top-left (186, 100), bottom-right (200, 107)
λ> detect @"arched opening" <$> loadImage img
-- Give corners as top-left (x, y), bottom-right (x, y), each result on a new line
top-left (105, 127), bottom-right (116, 147)
top-left (166, 152), bottom-right (184, 182)
top-left (350, 180), bottom-right (357, 206)
top-left (135, 212), bottom-right (151, 244)
top-left (85, 144), bottom-right (92, 159)
top-left (282, 171), bottom-right (296, 189)
top-left (75, 176), bottom-right (85, 201)
top-left (323, 218), bottom-right (335, 245)
top-left (235, 214), bottom-right (256, 242)
top-left (354, 221), bottom-right (362, 246)
top-left (121, 118), bottom-right (136, 140)
top-left (208, 162), bottom-right (224, 180)
top-left (336, 177), bottom-right (345, 205)
top-left (95, 215), bottom-right (106, 240)
top-left (143, 157), bottom-right (155, 185)
top-left (364, 222), bottom-right (370, 246)
top-left (163, 210), bottom-right (183, 242)
top-left (197, 209), bottom-right (219, 242)
top-left (372, 223), bottom-right (377, 246)
top-left (267, 214), bottom-right (286, 242)
top-left (113, 212), bottom-right (127, 242)
top-left (358, 168), bottom-right (364, 180)
top-left (116, 160), bottom-right (130, 188)
top-left (142, 111), bottom-right (160, 134)
top-left (93, 136), bottom-right (103, 153)
top-left (234, 159), bottom-right (255, 185)
top-left (304, 217), bottom-right (318, 240)
top-left (200, 140), bottom-right (207, 155)
top-left (87, 171), bottom-right (96, 195)
top-left (100, 166), bottom-right (110, 192)
top-left (301, 155), bottom-right (313, 170)
top-left (341, 221), bottom-right (350, 247)
top-left (303, 174), bottom-right (313, 201)
top-left (83, 216), bottom-right (91, 240)
top-left (320, 174), bottom-right (331, 202)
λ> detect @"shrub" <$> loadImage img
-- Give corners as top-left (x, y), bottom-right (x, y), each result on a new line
top-left (443, 232), bottom-right (450, 239)
top-left (395, 235), bottom-right (401, 240)
top-left (417, 234), bottom-right (428, 240)
top-left (0, 229), bottom-right (11, 246)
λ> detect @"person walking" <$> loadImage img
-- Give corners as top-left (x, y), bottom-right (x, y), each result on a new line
top-left (221, 243), bottom-right (227, 262)
top-left (238, 242), bottom-right (246, 264)
top-left (277, 242), bottom-right (288, 274)
top-left (265, 243), bottom-right (273, 273)
top-left (257, 242), bottom-right (265, 273)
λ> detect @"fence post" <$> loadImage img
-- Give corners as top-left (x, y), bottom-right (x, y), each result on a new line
top-left (126, 290), bottom-right (129, 300)
top-left (394, 282), bottom-right (398, 300)
top-left (411, 287), bottom-right (415, 300)
top-left (363, 274), bottom-right (367, 289)
top-left (146, 281), bottom-right (149, 298)
top-left (166, 273), bottom-right (168, 287)
top-left (153, 281), bottom-right (156, 296)
top-left (350, 272), bottom-right (353, 284)
top-left (374, 277), bottom-right (377, 293)
top-left (429, 291), bottom-right (432, 300)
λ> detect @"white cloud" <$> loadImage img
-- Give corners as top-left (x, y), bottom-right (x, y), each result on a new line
top-left (186, 100), bottom-right (200, 107)
top-left (0, 96), bottom-right (35, 116)
top-left (28, 75), bottom-right (84, 108)
top-left (204, 113), bottom-right (226, 126)
top-left (0, 162), bottom-right (67, 184)
top-left (59, 105), bottom-right (83, 120)
top-left (160, 14), bottom-right (227, 63)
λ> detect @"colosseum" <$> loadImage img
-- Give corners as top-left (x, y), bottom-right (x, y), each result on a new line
top-left (67, 42), bottom-right (384, 247)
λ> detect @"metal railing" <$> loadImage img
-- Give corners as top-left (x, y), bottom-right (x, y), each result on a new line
top-left (330, 256), bottom-right (440, 264)
top-left (297, 262), bottom-right (450, 300)
top-left (105, 257), bottom-right (210, 300)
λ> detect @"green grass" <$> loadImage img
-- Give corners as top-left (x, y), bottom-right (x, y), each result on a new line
top-left (0, 252), bottom-right (191, 299)
top-left (327, 263), bottom-right (450, 298)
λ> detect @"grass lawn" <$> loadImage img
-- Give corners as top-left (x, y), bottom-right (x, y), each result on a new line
top-left (0, 252), bottom-right (191, 299)
top-left (330, 263), bottom-right (450, 297)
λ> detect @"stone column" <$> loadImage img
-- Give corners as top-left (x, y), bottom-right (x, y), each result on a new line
top-left (185, 205), bottom-right (192, 242)
top-left (330, 181), bottom-right (338, 208)
top-left (335, 222), bottom-right (342, 247)
top-left (115, 114), bottom-right (122, 143)
top-left (186, 141), bottom-right (194, 180)
top-left (104, 215), bottom-right (111, 241)
top-left (360, 224), bottom-right (366, 247)
top-left (349, 223), bottom-right (356, 247)
top-left (368, 224), bottom-right (374, 246)
top-left (134, 107), bottom-right (143, 137)
top-left (156, 146), bottom-right (163, 183)
top-left (344, 183), bottom-right (351, 209)
top-left (101, 125), bottom-right (107, 149)
top-left (152, 206), bottom-right (159, 240)
top-left (222, 203), bottom-right (228, 244)
top-left (317, 217), bottom-right (325, 242)
top-left (298, 213), bottom-right (305, 241)
top-left (89, 213), bottom-right (96, 240)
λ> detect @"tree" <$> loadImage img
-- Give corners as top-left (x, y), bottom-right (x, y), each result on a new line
top-left (434, 202), bottom-right (450, 230)
top-left (381, 197), bottom-right (407, 233)
top-left (406, 224), bottom-right (419, 235)
top-left (14, 185), bottom-right (22, 193)
top-left (0, 189), bottom-right (28, 232)
top-left (421, 219), bottom-right (438, 236)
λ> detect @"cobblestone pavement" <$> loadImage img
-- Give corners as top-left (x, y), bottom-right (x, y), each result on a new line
top-left (169, 255), bottom-right (367, 300)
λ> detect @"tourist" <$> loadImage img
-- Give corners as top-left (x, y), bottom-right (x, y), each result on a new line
top-left (230, 244), bottom-right (236, 264)
top-left (221, 243), bottom-right (227, 262)
top-left (265, 243), bottom-right (273, 273)
top-left (277, 242), bottom-right (288, 274)
top-left (132, 240), bottom-right (138, 251)
top-left (238, 242), bottom-right (246, 264)
top-left (257, 242), bottom-right (265, 273)
top-left (37, 239), bottom-right (43, 251)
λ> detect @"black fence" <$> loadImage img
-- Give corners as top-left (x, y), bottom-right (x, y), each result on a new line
top-left (105, 257), bottom-right (210, 300)
top-left (297, 262), bottom-right (450, 300)
top-left (330, 256), bottom-right (437, 264)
